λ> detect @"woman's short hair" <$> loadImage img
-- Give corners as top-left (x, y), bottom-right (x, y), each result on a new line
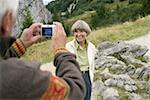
top-left (71, 20), bottom-right (91, 35)
top-left (0, 0), bottom-right (19, 25)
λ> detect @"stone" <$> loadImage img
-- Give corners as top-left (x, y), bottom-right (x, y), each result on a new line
top-left (117, 79), bottom-right (124, 88)
top-left (134, 66), bottom-right (150, 81)
top-left (91, 80), bottom-right (107, 100)
top-left (101, 68), bottom-right (112, 79)
top-left (102, 88), bottom-right (119, 100)
top-left (129, 93), bottom-right (142, 100)
top-left (124, 84), bottom-right (133, 92)
top-left (105, 78), bottom-right (117, 86)
top-left (95, 56), bottom-right (126, 72)
top-left (94, 41), bottom-right (150, 99)
top-left (97, 41), bottom-right (148, 57)
top-left (123, 64), bottom-right (136, 76)
top-left (120, 55), bottom-right (146, 68)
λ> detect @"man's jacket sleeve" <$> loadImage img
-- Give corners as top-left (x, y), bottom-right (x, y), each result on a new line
top-left (0, 52), bottom-right (85, 100)
top-left (53, 52), bottom-right (86, 100)
top-left (0, 37), bottom-right (25, 59)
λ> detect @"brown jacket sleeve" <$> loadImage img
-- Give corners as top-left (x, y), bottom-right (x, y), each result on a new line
top-left (54, 52), bottom-right (86, 100)
top-left (0, 52), bottom-right (85, 100)
top-left (0, 36), bottom-right (25, 59)
top-left (0, 58), bottom-right (50, 100)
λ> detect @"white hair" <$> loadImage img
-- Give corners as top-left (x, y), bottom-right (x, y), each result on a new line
top-left (0, 0), bottom-right (19, 25)
top-left (71, 20), bottom-right (92, 35)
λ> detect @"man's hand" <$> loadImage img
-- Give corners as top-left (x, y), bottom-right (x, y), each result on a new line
top-left (51, 22), bottom-right (67, 51)
top-left (20, 23), bottom-right (42, 48)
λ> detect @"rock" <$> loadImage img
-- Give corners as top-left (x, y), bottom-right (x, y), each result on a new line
top-left (97, 41), bottom-right (148, 57)
top-left (101, 68), bottom-right (112, 79)
top-left (102, 88), bottom-right (119, 100)
top-left (147, 81), bottom-right (150, 94)
top-left (117, 79), bottom-right (124, 88)
top-left (134, 66), bottom-right (150, 81)
top-left (95, 56), bottom-right (126, 72)
top-left (129, 93), bottom-right (142, 100)
top-left (91, 80), bottom-right (107, 100)
top-left (97, 41), bottom-right (129, 56)
top-left (105, 78), bottom-right (117, 86)
top-left (104, 74), bottom-right (137, 92)
top-left (124, 85), bottom-right (133, 92)
top-left (123, 64), bottom-right (136, 76)
top-left (143, 55), bottom-right (150, 62)
top-left (94, 41), bottom-right (150, 99)
top-left (12, 0), bottom-right (52, 37)
top-left (97, 41), bottom-right (115, 53)
top-left (120, 55), bottom-right (146, 68)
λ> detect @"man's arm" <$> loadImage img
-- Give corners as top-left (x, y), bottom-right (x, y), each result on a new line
top-left (0, 23), bottom-right (42, 59)
top-left (53, 52), bottom-right (86, 99)
top-left (1, 52), bottom-right (85, 100)
top-left (4, 39), bottom-right (26, 59)
top-left (0, 36), bottom-right (25, 59)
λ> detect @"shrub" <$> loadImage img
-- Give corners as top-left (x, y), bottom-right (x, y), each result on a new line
top-left (90, 3), bottom-right (143, 29)
top-left (129, 0), bottom-right (140, 4)
top-left (90, 3), bottom-right (109, 28)
top-left (142, 0), bottom-right (150, 16)
top-left (101, 0), bottom-right (114, 3)
top-left (20, 8), bottom-right (33, 37)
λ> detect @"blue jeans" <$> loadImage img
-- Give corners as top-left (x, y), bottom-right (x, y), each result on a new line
top-left (82, 71), bottom-right (92, 100)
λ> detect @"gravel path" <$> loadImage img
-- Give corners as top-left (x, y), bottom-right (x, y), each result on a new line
top-left (125, 32), bottom-right (150, 56)
top-left (40, 62), bottom-right (56, 75)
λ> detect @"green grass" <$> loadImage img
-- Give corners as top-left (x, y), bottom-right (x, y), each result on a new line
top-left (105, 0), bottom-right (129, 10)
top-left (22, 15), bottom-right (150, 63)
top-left (88, 15), bottom-right (150, 46)
top-left (22, 37), bottom-right (74, 63)
top-left (21, 39), bottom-right (53, 63)
top-left (113, 86), bottom-right (130, 100)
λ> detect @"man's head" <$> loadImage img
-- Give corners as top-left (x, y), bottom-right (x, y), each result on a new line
top-left (0, 0), bottom-right (19, 36)
top-left (71, 20), bottom-right (91, 43)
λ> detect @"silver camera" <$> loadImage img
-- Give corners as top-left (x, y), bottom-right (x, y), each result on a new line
top-left (41, 25), bottom-right (55, 37)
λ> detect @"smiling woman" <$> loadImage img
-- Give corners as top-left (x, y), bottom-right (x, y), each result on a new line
top-left (42, 0), bottom-right (54, 5)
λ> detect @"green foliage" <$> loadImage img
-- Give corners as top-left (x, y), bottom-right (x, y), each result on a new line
top-left (46, 0), bottom-right (150, 30)
top-left (90, 3), bottom-right (143, 29)
top-left (20, 8), bottom-right (33, 37)
top-left (90, 3), bottom-right (109, 28)
top-left (128, 0), bottom-right (139, 4)
top-left (63, 24), bottom-right (71, 36)
top-left (142, 0), bottom-right (150, 16)
top-left (101, 0), bottom-right (114, 3)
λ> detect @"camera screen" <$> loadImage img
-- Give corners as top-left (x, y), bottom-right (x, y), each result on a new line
top-left (42, 27), bottom-right (53, 37)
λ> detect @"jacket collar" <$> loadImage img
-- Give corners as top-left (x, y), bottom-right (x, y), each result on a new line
top-left (74, 39), bottom-right (88, 50)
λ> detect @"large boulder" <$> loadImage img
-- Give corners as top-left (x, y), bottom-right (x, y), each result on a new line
top-left (93, 41), bottom-right (150, 99)
top-left (12, 0), bottom-right (52, 37)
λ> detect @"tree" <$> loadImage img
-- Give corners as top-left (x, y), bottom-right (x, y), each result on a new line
top-left (142, 0), bottom-right (150, 16)
top-left (20, 7), bottom-right (33, 37)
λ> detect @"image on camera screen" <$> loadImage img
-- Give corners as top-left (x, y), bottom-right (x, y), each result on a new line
top-left (42, 27), bottom-right (53, 37)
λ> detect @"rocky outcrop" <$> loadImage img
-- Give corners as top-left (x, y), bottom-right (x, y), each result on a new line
top-left (92, 41), bottom-right (150, 100)
top-left (12, 0), bottom-right (52, 37)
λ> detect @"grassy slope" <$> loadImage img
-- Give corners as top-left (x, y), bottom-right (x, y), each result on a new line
top-left (88, 15), bottom-right (150, 45)
top-left (22, 15), bottom-right (150, 63)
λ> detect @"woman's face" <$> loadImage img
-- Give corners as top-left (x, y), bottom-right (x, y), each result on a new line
top-left (74, 29), bottom-right (87, 43)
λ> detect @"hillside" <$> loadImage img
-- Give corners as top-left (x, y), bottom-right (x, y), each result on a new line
top-left (46, 0), bottom-right (129, 17)
top-left (22, 15), bottom-right (150, 63)
top-left (46, 0), bottom-right (150, 35)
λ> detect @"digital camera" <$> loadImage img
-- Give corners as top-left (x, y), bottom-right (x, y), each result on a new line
top-left (41, 25), bottom-right (55, 37)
